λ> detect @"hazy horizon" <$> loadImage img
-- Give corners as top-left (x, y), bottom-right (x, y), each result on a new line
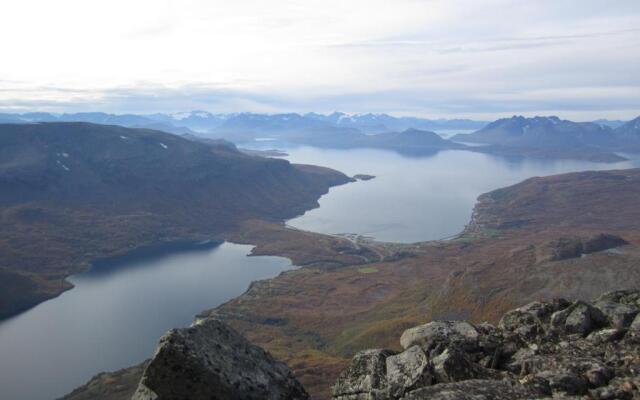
top-left (0, 109), bottom-right (637, 124)
top-left (1, 0), bottom-right (639, 120)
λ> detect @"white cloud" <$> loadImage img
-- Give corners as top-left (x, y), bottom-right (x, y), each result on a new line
top-left (0, 0), bottom-right (638, 119)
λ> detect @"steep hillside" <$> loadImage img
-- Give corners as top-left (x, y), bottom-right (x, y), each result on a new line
top-left (0, 122), bottom-right (352, 319)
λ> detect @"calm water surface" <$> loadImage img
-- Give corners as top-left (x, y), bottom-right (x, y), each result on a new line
top-left (284, 147), bottom-right (640, 242)
top-left (0, 242), bottom-right (292, 400)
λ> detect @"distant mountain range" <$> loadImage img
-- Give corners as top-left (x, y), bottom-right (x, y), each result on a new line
top-left (0, 111), bottom-right (203, 136)
top-left (0, 122), bottom-right (352, 319)
top-left (303, 112), bottom-right (487, 133)
top-left (452, 115), bottom-right (640, 162)
top-left (0, 110), bottom-right (485, 136)
top-left (2, 111), bottom-right (639, 162)
top-left (0, 111), bottom-right (477, 157)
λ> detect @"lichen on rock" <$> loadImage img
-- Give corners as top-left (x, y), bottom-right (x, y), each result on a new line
top-left (131, 318), bottom-right (309, 400)
top-left (333, 290), bottom-right (640, 400)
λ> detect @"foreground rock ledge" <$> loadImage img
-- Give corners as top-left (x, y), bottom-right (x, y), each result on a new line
top-left (131, 318), bottom-right (308, 400)
top-left (333, 289), bottom-right (640, 400)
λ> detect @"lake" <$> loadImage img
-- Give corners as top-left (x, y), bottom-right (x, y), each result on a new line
top-left (0, 242), bottom-right (293, 400)
top-left (1, 145), bottom-right (639, 400)
top-left (284, 147), bottom-right (640, 242)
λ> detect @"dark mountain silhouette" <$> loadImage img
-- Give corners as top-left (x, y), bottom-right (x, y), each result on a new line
top-left (612, 116), bottom-right (640, 151)
top-left (452, 115), bottom-right (630, 162)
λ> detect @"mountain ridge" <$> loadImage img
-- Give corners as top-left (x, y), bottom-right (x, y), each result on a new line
top-left (3, 111), bottom-right (638, 162)
top-left (0, 111), bottom-right (488, 135)
top-left (452, 115), bottom-right (640, 162)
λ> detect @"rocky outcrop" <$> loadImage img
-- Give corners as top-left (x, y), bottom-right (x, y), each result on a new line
top-left (535, 233), bottom-right (628, 263)
top-left (333, 290), bottom-right (640, 399)
top-left (131, 318), bottom-right (308, 400)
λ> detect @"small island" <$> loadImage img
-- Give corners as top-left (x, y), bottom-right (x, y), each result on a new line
top-left (353, 174), bottom-right (376, 181)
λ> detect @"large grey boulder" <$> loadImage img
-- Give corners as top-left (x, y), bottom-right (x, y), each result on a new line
top-left (332, 349), bottom-right (395, 399)
top-left (596, 289), bottom-right (640, 306)
top-left (499, 299), bottom-right (569, 338)
top-left (131, 318), bottom-right (308, 400)
top-left (631, 313), bottom-right (640, 331)
top-left (431, 348), bottom-right (488, 383)
top-left (594, 301), bottom-right (639, 329)
top-left (385, 346), bottom-right (432, 397)
top-left (399, 321), bottom-right (478, 351)
top-left (550, 301), bottom-right (607, 336)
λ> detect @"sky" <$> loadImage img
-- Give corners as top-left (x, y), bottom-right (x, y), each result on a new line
top-left (1, 0), bottom-right (639, 120)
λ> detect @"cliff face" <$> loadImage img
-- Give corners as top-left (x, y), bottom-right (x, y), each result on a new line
top-left (333, 290), bottom-right (640, 400)
top-left (131, 318), bottom-right (309, 400)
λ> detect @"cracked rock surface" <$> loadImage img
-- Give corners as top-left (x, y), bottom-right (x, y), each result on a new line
top-left (332, 290), bottom-right (640, 399)
top-left (131, 318), bottom-right (308, 400)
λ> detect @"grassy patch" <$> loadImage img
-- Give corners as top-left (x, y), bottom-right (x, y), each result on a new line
top-left (358, 267), bottom-right (379, 274)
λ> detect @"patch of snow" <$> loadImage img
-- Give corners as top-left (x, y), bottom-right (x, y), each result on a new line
top-left (120, 135), bottom-right (129, 140)
top-left (56, 160), bottom-right (70, 171)
top-left (255, 137), bottom-right (276, 142)
top-left (606, 247), bottom-right (625, 255)
top-left (159, 143), bottom-right (168, 149)
top-left (172, 112), bottom-right (191, 120)
top-left (61, 152), bottom-right (69, 158)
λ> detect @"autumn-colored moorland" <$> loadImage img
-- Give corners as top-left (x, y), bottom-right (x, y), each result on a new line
top-left (195, 168), bottom-right (640, 399)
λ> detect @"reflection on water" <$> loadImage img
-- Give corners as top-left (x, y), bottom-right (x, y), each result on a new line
top-left (0, 242), bottom-right (292, 400)
top-left (284, 147), bottom-right (640, 242)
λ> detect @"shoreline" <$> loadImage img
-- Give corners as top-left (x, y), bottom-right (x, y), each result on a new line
top-left (0, 236), bottom-right (225, 323)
